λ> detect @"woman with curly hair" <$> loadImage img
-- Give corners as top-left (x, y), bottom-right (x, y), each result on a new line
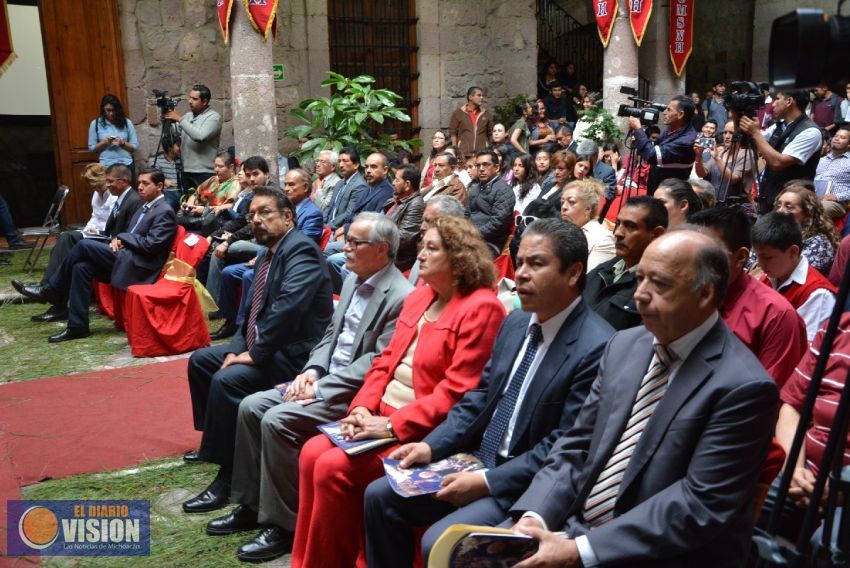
top-left (775, 182), bottom-right (839, 273)
top-left (292, 215), bottom-right (506, 568)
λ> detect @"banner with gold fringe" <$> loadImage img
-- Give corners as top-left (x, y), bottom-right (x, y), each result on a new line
top-left (243, 0), bottom-right (278, 41)
top-left (216, 0), bottom-right (235, 44)
top-left (669, 0), bottom-right (694, 77)
top-left (629, 0), bottom-right (653, 47)
top-left (592, 0), bottom-right (618, 48)
top-left (0, 0), bottom-right (16, 77)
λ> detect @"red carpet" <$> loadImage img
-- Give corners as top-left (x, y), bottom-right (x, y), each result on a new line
top-left (0, 359), bottom-right (201, 558)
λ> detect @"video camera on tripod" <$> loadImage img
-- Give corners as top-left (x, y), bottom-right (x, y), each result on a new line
top-left (616, 86), bottom-right (666, 126)
top-left (722, 81), bottom-right (765, 120)
top-left (152, 89), bottom-right (179, 115)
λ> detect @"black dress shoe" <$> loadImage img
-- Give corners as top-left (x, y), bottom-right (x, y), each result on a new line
top-left (210, 320), bottom-right (238, 340)
top-left (11, 279), bottom-right (29, 295)
top-left (6, 240), bottom-right (34, 250)
top-left (182, 483), bottom-right (230, 514)
top-left (48, 327), bottom-right (91, 343)
top-left (31, 306), bottom-right (68, 323)
top-left (19, 283), bottom-right (59, 304)
top-left (206, 505), bottom-right (261, 536)
top-left (236, 527), bottom-right (293, 563)
top-left (183, 450), bottom-right (204, 464)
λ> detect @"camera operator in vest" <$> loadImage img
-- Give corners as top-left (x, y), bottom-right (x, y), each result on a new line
top-left (740, 89), bottom-right (821, 214)
top-left (627, 94), bottom-right (699, 195)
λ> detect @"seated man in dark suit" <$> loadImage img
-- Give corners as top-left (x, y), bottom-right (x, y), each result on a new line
top-left (19, 168), bottom-right (177, 342)
top-left (502, 230), bottom-right (778, 568)
top-left (323, 147), bottom-right (368, 234)
top-left (183, 187), bottom-right (334, 515)
top-left (583, 196), bottom-right (667, 330)
top-left (201, 213), bottom-right (413, 562)
top-left (363, 218), bottom-right (615, 567)
top-left (14, 163), bottom-right (143, 322)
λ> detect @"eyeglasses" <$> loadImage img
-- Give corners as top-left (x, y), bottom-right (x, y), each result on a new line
top-left (245, 209), bottom-right (281, 222)
top-left (476, 162), bottom-right (494, 168)
top-left (345, 236), bottom-right (374, 247)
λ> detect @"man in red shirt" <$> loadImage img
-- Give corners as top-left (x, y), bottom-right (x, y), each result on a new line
top-left (689, 207), bottom-right (807, 386)
top-left (753, 212), bottom-right (837, 341)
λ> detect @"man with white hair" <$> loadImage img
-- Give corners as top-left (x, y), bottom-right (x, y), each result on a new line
top-left (312, 150), bottom-right (341, 215)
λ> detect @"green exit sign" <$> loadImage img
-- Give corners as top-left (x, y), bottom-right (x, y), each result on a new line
top-left (273, 64), bottom-right (284, 81)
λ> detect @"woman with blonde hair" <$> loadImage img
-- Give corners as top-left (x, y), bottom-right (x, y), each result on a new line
top-left (561, 178), bottom-right (616, 270)
top-left (775, 182), bottom-right (839, 273)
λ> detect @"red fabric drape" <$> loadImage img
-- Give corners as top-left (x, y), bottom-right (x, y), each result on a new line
top-left (0, 0), bottom-right (16, 77)
top-left (592, 0), bottom-right (618, 48)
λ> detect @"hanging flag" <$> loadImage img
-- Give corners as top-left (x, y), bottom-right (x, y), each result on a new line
top-left (243, 0), bottom-right (278, 41)
top-left (216, 0), bottom-right (234, 44)
top-left (629, 0), bottom-right (653, 46)
top-left (668, 0), bottom-right (694, 77)
top-left (0, 0), bottom-right (16, 77)
top-left (592, 0), bottom-right (618, 48)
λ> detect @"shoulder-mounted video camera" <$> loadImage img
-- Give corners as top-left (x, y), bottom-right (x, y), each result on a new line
top-left (617, 86), bottom-right (666, 126)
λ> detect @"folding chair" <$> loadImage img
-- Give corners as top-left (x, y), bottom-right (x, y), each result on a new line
top-left (22, 185), bottom-right (70, 273)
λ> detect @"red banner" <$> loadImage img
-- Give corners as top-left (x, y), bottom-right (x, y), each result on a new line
top-left (216, 0), bottom-right (234, 44)
top-left (629, 0), bottom-right (653, 47)
top-left (0, 0), bottom-right (16, 77)
top-left (592, 0), bottom-right (618, 48)
top-left (243, 0), bottom-right (278, 41)
top-left (668, 0), bottom-right (694, 77)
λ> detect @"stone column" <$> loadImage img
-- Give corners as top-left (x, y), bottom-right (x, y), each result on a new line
top-left (602, 0), bottom-right (639, 133)
top-left (639, 0), bottom-right (685, 104)
top-left (229, 0), bottom-right (279, 181)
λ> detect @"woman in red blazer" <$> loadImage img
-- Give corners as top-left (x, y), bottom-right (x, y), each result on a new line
top-left (291, 216), bottom-right (506, 568)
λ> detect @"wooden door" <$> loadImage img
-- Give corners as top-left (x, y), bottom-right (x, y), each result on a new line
top-left (39, 0), bottom-right (126, 225)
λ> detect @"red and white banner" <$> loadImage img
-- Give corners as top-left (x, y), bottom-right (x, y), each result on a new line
top-left (243, 0), bottom-right (278, 42)
top-left (216, 0), bottom-right (234, 44)
top-left (629, 0), bottom-right (653, 47)
top-left (668, 0), bottom-right (694, 77)
top-left (592, 0), bottom-right (618, 48)
top-left (0, 0), bottom-right (16, 77)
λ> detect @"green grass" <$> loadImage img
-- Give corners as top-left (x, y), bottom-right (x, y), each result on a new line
top-left (20, 458), bottom-right (261, 567)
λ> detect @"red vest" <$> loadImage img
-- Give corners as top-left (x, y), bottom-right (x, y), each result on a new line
top-left (761, 265), bottom-right (837, 309)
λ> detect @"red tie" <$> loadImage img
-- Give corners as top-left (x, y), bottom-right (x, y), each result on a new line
top-left (245, 251), bottom-right (273, 350)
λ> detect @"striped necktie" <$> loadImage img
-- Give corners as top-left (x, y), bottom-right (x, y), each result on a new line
top-left (129, 204), bottom-right (150, 233)
top-left (582, 343), bottom-right (676, 527)
top-left (477, 324), bottom-right (543, 468)
top-left (245, 251), bottom-right (273, 350)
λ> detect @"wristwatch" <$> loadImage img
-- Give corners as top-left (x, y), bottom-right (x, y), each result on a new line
top-left (385, 420), bottom-right (395, 438)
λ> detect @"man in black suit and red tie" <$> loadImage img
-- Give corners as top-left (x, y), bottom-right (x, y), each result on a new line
top-left (18, 168), bottom-right (177, 342)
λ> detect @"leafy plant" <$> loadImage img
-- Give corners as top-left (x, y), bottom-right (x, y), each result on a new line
top-left (286, 72), bottom-right (421, 162)
top-left (493, 94), bottom-right (534, 127)
top-left (576, 105), bottom-right (622, 145)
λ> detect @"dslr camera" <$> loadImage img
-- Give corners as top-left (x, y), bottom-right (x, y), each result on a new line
top-left (152, 89), bottom-right (178, 114)
top-left (723, 81), bottom-right (765, 119)
top-left (617, 86), bottom-right (665, 126)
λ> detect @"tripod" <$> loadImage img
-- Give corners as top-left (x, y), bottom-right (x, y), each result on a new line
top-left (598, 128), bottom-right (649, 222)
top-left (753, 258), bottom-right (850, 567)
top-left (152, 117), bottom-right (184, 196)
top-left (715, 127), bottom-right (760, 212)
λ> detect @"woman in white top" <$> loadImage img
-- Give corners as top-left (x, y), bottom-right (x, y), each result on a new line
top-left (560, 178), bottom-right (616, 271)
top-left (572, 92), bottom-right (603, 146)
top-left (511, 153), bottom-right (542, 215)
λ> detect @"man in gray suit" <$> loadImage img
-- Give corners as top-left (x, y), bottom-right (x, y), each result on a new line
top-left (505, 230), bottom-right (778, 568)
top-left (205, 212), bottom-right (414, 563)
top-left (323, 147), bottom-right (368, 233)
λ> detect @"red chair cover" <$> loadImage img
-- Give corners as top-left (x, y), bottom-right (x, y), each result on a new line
top-left (319, 225), bottom-right (332, 250)
top-left (123, 228), bottom-right (212, 357)
top-left (494, 254), bottom-right (515, 280)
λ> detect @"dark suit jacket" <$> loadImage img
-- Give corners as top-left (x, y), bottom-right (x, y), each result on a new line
top-left (593, 161), bottom-right (617, 200)
top-left (326, 172), bottom-right (368, 230)
top-left (583, 257), bottom-right (642, 331)
top-left (104, 188), bottom-right (143, 237)
top-left (383, 192), bottom-right (425, 271)
top-left (511, 319), bottom-right (778, 568)
top-left (229, 228), bottom-right (334, 370)
top-left (111, 196), bottom-right (177, 290)
top-left (423, 301), bottom-right (613, 510)
top-left (345, 178), bottom-right (394, 231)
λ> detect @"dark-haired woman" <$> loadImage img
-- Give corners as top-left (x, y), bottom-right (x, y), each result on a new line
top-left (88, 94), bottom-right (138, 173)
top-left (511, 154), bottom-right (541, 215)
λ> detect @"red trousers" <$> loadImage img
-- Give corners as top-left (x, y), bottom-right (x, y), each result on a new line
top-left (291, 407), bottom-right (399, 568)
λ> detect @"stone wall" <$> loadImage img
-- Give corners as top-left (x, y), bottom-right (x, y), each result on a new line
top-left (417, 0), bottom-right (538, 144)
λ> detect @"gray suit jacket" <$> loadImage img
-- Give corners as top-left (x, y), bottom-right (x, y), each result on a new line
top-left (307, 264), bottom-right (414, 406)
top-left (510, 319), bottom-right (778, 568)
top-left (325, 171), bottom-right (368, 230)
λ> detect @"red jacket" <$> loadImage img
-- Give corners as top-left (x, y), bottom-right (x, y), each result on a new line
top-left (349, 285), bottom-right (505, 442)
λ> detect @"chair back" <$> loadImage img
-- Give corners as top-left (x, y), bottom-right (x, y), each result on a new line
top-left (319, 225), bottom-right (332, 250)
top-left (173, 228), bottom-right (210, 268)
top-left (43, 186), bottom-right (70, 230)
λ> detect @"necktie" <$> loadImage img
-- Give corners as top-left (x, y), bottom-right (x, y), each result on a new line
top-left (129, 205), bottom-right (150, 233)
top-left (582, 344), bottom-right (676, 527)
top-left (477, 324), bottom-right (543, 468)
top-left (110, 201), bottom-right (120, 219)
top-left (245, 251), bottom-right (273, 350)
top-left (329, 180), bottom-right (347, 219)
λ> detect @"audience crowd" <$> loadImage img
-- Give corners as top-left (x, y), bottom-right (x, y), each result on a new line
top-left (11, 74), bottom-right (850, 567)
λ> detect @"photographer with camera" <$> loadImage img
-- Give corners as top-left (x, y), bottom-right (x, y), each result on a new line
top-left (163, 84), bottom-right (222, 191)
top-left (694, 119), bottom-right (755, 203)
top-left (627, 95), bottom-right (699, 195)
top-left (739, 89), bottom-right (821, 214)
